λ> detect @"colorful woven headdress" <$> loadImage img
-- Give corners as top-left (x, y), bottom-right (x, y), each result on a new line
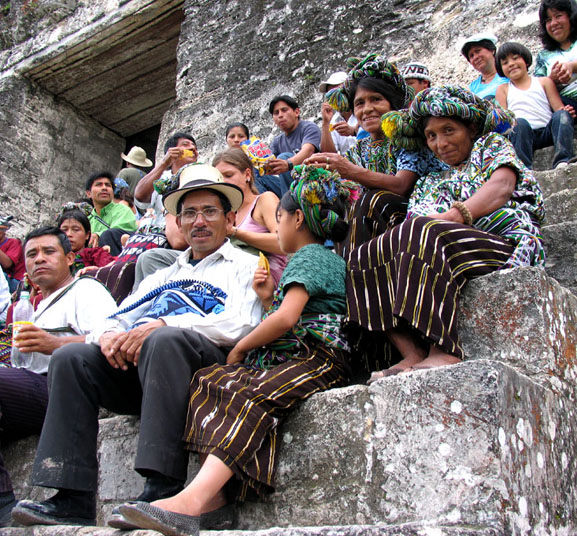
top-left (381, 85), bottom-right (516, 150)
top-left (289, 166), bottom-right (359, 240)
top-left (325, 53), bottom-right (412, 113)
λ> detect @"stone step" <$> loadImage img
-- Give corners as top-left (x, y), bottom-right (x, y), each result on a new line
top-left (541, 222), bottom-right (577, 295)
top-left (534, 164), bottom-right (577, 199)
top-left (0, 523), bottom-right (502, 535)
top-left (533, 138), bottom-right (577, 173)
top-left (543, 189), bottom-right (577, 224)
top-left (5, 268), bottom-right (576, 535)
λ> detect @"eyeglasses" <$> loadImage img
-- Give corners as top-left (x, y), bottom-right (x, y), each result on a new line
top-left (178, 207), bottom-right (223, 222)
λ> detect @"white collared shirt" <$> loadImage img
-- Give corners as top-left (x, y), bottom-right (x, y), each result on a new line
top-left (88, 240), bottom-right (263, 347)
top-left (28, 278), bottom-right (117, 374)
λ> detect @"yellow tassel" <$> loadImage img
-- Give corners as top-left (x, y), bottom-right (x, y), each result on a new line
top-left (381, 116), bottom-right (397, 139)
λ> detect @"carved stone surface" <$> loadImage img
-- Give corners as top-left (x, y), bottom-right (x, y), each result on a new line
top-left (0, 523), bottom-right (502, 535)
top-left (5, 269), bottom-right (577, 534)
top-left (0, 76), bottom-right (123, 236)
top-left (0, 0), bottom-right (549, 233)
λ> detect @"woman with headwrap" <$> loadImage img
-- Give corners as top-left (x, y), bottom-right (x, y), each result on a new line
top-left (347, 85), bottom-right (545, 380)
top-left (305, 53), bottom-right (446, 257)
top-left (115, 167), bottom-right (358, 536)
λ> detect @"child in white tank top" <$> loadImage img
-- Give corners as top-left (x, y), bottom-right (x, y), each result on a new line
top-left (496, 42), bottom-right (575, 169)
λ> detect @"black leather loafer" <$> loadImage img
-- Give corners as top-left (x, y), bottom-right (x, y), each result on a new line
top-left (11, 494), bottom-right (96, 527)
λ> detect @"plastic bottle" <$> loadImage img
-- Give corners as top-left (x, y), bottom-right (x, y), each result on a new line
top-left (11, 291), bottom-right (34, 368)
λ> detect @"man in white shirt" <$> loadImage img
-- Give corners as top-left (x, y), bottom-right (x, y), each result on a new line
top-left (13, 165), bottom-right (263, 528)
top-left (0, 227), bottom-right (116, 527)
top-left (134, 132), bottom-right (198, 235)
top-left (319, 71), bottom-right (359, 156)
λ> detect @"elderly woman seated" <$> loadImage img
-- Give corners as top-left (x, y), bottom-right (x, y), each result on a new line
top-left (346, 85), bottom-right (545, 380)
top-left (305, 53), bottom-right (446, 258)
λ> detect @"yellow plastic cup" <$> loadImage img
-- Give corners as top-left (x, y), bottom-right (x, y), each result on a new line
top-left (12, 321), bottom-right (33, 344)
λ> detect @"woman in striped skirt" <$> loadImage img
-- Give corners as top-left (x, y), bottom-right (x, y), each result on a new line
top-left (347, 85), bottom-right (545, 380)
top-left (117, 167), bottom-right (358, 536)
top-left (304, 53), bottom-right (447, 258)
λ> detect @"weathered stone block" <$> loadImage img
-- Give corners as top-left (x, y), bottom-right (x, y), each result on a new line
top-left (459, 267), bottom-right (577, 399)
top-left (536, 166), bottom-right (577, 199)
top-left (5, 269), bottom-right (577, 534)
top-left (543, 189), bottom-right (577, 224)
top-left (238, 360), bottom-right (576, 535)
top-left (542, 222), bottom-right (577, 295)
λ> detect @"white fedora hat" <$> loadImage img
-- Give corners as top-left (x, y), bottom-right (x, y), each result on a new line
top-left (121, 146), bottom-right (153, 168)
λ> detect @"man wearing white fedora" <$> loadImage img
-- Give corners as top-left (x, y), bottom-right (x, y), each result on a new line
top-left (117, 146), bottom-right (153, 195)
top-left (131, 132), bottom-right (200, 289)
top-left (13, 164), bottom-right (262, 529)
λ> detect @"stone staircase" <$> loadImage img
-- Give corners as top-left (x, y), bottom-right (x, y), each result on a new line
top-left (4, 164), bottom-right (577, 536)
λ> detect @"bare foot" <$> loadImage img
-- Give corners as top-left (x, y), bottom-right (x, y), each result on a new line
top-left (152, 493), bottom-right (192, 515)
top-left (411, 350), bottom-right (461, 370)
top-left (152, 488), bottom-right (227, 517)
top-left (367, 355), bottom-right (428, 384)
top-left (367, 368), bottom-right (401, 384)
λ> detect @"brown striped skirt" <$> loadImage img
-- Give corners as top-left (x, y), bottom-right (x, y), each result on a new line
top-left (346, 216), bottom-right (515, 361)
top-left (183, 345), bottom-right (350, 496)
top-left (338, 189), bottom-right (408, 259)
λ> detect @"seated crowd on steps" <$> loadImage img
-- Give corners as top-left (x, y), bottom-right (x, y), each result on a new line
top-left (0, 0), bottom-right (570, 532)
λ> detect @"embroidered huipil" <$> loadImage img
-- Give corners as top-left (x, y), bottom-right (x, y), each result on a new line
top-left (407, 133), bottom-right (545, 268)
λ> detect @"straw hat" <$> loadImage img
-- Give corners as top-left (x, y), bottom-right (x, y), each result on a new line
top-left (121, 146), bottom-right (153, 168)
top-left (163, 164), bottom-right (243, 216)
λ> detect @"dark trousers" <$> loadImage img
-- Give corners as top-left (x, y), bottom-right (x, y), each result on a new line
top-left (98, 228), bottom-right (132, 256)
top-left (0, 368), bottom-right (48, 493)
top-left (254, 152), bottom-right (294, 198)
top-left (30, 327), bottom-right (228, 492)
top-left (510, 112), bottom-right (574, 169)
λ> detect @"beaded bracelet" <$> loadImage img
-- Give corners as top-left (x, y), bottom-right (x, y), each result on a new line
top-left (452, 201), bottom-right (473, 226)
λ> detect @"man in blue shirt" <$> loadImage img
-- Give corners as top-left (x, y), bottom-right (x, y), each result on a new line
top-left (461, 32), bottom-right (508, 100)
top-left (264, 95), bottom-right (321, 196)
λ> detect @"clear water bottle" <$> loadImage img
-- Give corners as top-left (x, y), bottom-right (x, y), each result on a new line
top-left (11, 291), bottom-right (34, 368)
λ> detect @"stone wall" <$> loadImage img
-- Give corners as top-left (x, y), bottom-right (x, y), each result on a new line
top-left (0, 0), bottom-right (558, 235)
top-left (0, 76), bottom-right (123, 237)
top-left (161, 0), bottom-right (542, 160)
top-left (0, 0), bottom-right (183, 237)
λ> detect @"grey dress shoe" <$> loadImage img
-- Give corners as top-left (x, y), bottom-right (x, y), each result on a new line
top-left (118, 501), bottom-right (200, 536)
top-left (108, 501), bottom-right (235, 530)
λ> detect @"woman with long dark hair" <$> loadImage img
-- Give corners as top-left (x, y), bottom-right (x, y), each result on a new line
top-left (535, 0), bottom-right (577, 109)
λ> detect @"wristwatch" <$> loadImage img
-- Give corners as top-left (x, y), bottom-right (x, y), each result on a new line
top-left (287, 161), bottom-right (294, 171)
